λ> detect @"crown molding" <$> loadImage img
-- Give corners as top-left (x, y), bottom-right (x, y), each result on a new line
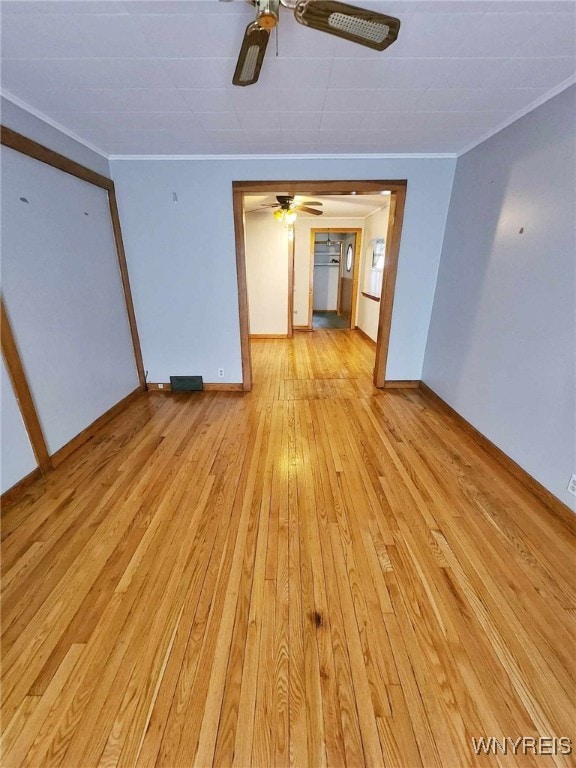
top-left (108, 152), bottom-right (458, 161)
top-left (3, 77), bottom-right (573, 165)
top-left (0, 90), bottom-right (109, 160)
top-left (457, 76), bottom-right (576, 157)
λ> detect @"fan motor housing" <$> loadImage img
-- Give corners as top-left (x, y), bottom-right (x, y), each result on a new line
top-left (257, 10), bottom-right (278, 29)
top-left (256, 0), bottom-right (279, 28)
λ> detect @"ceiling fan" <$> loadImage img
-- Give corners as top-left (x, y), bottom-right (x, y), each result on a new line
top-left (262, 195), bottom-right (324, 217)
top-left (233, 0), bottom-right (401, 87)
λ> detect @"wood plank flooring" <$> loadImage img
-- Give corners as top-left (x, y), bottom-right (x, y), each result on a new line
top-left (2, 330), bottom-right (575, 768)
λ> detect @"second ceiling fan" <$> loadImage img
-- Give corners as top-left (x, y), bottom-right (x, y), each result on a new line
top-left (260, 195), bottom-right (324, 223)
top-left (233, 0), bottom-right (401, 87)
top-left (262, 195), bottom-right (324, 217)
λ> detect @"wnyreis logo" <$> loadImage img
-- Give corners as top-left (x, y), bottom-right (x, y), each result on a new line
top-left (471, 737), bottom-right (572, 756)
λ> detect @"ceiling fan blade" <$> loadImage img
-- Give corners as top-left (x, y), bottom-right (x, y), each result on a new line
top-left (295, 198), bottom-right (323, 206)
top-left (232, 21), bottom-right (270, 87)
top-left (296, 205), bottom-right (323, 215)
top-left (294, 0), bottom-right (400, 51)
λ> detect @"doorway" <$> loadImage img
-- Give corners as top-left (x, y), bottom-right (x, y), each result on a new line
top-left (232, 180), bottom-right (407, 391)
top-left (310, 228), bottom-right (362, 330)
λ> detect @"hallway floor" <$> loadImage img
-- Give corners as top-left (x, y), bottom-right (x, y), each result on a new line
top-left (2, 330), bottom-right (574, 767)
top-left (312, 310), bottom-right (350, 329)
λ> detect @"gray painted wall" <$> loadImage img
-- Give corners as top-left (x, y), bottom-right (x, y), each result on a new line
top-left (111, 156), bottom-right (455, 383)
top-left (1, 96), bottom-right (110, 176)
top-left (423, 86), bottom-right (576, 508)
top-left (1, 356), bottom-right (37, 494)
top-left (1, 146), bottom-right (139, 455)
top-left (0, 101), bottom-right (135, 491)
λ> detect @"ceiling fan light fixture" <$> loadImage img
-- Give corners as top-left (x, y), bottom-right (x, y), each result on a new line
top-left (273, 207), bottom-right (298, 224)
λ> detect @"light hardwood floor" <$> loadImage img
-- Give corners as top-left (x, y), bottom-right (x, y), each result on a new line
top-left (2, 330), bottom-right (575, 768)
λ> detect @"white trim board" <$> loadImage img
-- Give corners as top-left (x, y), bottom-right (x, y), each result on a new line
top-left (457, 75), bottom-right (576, 157)
top-left (108, 152), bottom-right (458, 160)
top-left (3, 76), bottom-right (575, 163)
top-left (1, 90), bottom-right (109, 160)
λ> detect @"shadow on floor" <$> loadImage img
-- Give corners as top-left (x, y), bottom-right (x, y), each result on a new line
top-left (313, 311), bottom-right (350, 329)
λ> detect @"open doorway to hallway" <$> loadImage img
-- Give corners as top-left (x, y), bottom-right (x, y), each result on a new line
top-left (311, 229), bottom-right (360, 330)
top-left (233, 181), bottom-right (406, 391)
top-left (292, 195), bottom-right (391, 339)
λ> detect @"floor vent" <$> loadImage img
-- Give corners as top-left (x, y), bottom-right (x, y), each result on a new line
top-left (170, 375), bottom-right (204, 392)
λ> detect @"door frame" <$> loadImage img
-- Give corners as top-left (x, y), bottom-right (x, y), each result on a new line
top-left (309, 227), bottom-right (362, 330)
top-left (232, 180), bottom-right (407, 391)
top-left (287, 229), bottom-right (295, 339)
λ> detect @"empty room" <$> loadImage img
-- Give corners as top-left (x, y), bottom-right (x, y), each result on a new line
top-left (1, 1), bottom-right (575, 766)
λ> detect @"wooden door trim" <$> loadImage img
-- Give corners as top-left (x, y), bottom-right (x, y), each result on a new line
top-left (287, 229), bottom-right (295, 339)
top-left (232, 180), bottom-right (407, 390)
top-left (232, 188), bottom-right (252, 391)
top-left (349, 230), bottom-right (362, 330)
top-left (374, 186), bottom-right (406, 388)
top-left (310, 228), bottom-right (363, 329)
top-left (1, 126), bottom-right (113, 190)
top-left (307, 229), bottom-right (315, 329)
top-left (0, 126), bottom-right (145, 388)
top-left (0, 125), bottom-right (146, 477)
top-left (107, 188), bottom-right (146, 385)
top-left (1, 299), bottom-right (52, 474)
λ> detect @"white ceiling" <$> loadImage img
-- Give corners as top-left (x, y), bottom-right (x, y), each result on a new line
top-left (1, 0), bottom-right (574, 158)
top-left (245, 192), bottom-right (390, 217)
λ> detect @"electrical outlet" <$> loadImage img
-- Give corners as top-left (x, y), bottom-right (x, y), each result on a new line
top-left (568, 474), bottom-right (576, 497)
top-left (158, 383), bottom-right (164, 389)
top-left (218, 368), bottom-right (224, 378)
